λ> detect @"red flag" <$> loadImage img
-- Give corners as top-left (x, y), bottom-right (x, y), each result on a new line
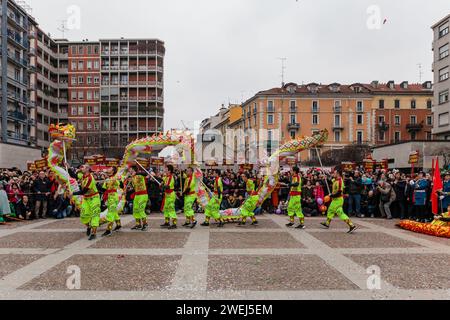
top-left (432, 158), bottom-right (443, 215)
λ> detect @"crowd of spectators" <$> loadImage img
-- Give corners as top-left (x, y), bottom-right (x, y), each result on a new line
top-left (1, 165), bottom-right (449, 223)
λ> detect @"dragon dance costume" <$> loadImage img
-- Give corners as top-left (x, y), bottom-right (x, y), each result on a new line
top-left (287, 173), bottom-right (304, 228)
top-left (397, 211), bottom-right (450, 238)
top-left (240, 179), bottom-right (259, 225)
top-left (131, 174), bottom-right (149, 230)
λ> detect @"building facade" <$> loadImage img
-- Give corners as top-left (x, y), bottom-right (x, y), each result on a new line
top-left (432, 14), bottom-right (450, 140)
top-left (0, 0), bottom-right (165, 167)
top-left (238, 81), bottom-right (433, 161)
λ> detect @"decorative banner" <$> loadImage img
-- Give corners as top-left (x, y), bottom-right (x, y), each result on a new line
top-left (27, 161), bottom-right (36, 172)
top-left (136, 157), bottom-right (150, 168)
top-left (151, 157), bottom-right (165, 166)
top-left (223, 159), bottom-right (235, 166)
top-left (85, 155), bottom-right (106, 165)
top-left (363, 155), bottom-right (374, 172)
top-left (285, 157), bottom-right (297, 166)
top-left (409, 151), bottom-right (420, 165)
top-left (34, 157), bottom-right (48, 170)
top-left (104, 158), bottom-right (119, 167)
top-left (375, 160), bottom-right (388, 170)
top-left (342, 162), bottom-right (356, 172)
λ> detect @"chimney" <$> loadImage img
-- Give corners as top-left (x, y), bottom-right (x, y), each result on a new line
top-left (400, 81), bottom-right (408, 89)
top-left (371, 80), bottom-right (379, 88)
top-left (387, 81), bottom-right (395, 89)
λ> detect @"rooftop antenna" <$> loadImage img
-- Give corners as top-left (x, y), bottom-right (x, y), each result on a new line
top-left (277, 57), bottom-right (287, 87)
top-left (57, 20), bottom-right (69, 38)
top-left (417, 63), bottom-right (423, 83)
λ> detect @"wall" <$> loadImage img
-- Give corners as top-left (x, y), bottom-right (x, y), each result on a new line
top-left (0, 143), bottom-right (42, 171)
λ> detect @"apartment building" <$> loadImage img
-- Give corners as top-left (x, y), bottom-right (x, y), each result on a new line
top-left (237, 81), bottom-right (433, 161)
top-left (0, 0), bottom-right (165, 167)
top-left (432, 14), bottom-right (450, 140)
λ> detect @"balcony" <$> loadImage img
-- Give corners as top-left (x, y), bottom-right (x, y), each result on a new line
top-left (332, 124), bottom-right (344, 131)
top-left (7, 110), bottom-right (28, 122)
top-left (333, 106), bottom-right (342, 113)
top-left (377, 122), bottom-right (390, 131)
top-left (289, 107), bottom-right (297, 113)
top-left (287, 123), bottom-right (301, 130)
top-left (267, 107), bottom-right (275, 113)
top-left (406, 122), bottom-right (424, 132)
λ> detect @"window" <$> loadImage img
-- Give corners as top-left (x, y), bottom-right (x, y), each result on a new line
top-left (71, 106), bottom-right (77, 116)
top-left (334, 100), bottom-right (341, 110)
top-left (439, 112), bottom-right (449, 126)
top-left (357, 114), bottom-right (363, 125)
top-left (411, 131), bottom-right (417, 141)
top-left (439, 90), bottom-right (449, 104)
top-left (379, 131), bottom-right (385, 141)
top-left (94, 77), bottom-right (100, 84)
top-left (94, 121), bottom-right (99, 130)
top-left (427, 132), bottom-right (432, 140)
top-left (78, 106), bottom-right (84, 115)
top-left (334, 114), bottom-right (341, 126)
top-left (71, 91), bottom-right (77, 100)
top-left (427, 116), bottom-right (433, 126)
top-left (87, 106), bottom-right (93, 115)
top-left (71, 76), bottom-right (77, 85)
top-left (267, 114), bottom-right (274, 124)
top-left (94, 106), bottom-right (99, 115)
top-left (427, 100), bottom-right (432, 109)
top-left (94, 60), bottom-right (100, 69)
top-left (87, 91), bottom-right (93, 100)
top-left (394, 115), bottom-right (401, 125)
top-left (87, 76), bottom-right (92, 84)
top-left (439, 43), bottom-right (449, 59)
top-left (290, 100), bottom-right (296, 112)
top-left (87, 61), bottom-right (92, 70)
top-left (394, 131), bottom-right (401, 142)
top-left (410, 115), bottom-right (417, 124)
top-left (439, 67), bottom-right (449, 82)
top-left (78, 91), bottom-right (84, 100)
top-left (253, 103), bottom-right (257, 114)
top-left (71, 46), bottom-right (77, 55)
top-left (379, 100), bottom-right (384, 109)
top-left (357, 131), bottom-right (363, 144)
top-left (411, 100), bottom-right (416, 109)
top-left (290, 130), bottom-right (296, 139)
top-left (394, 100), bottom-right (400, 109)
top-left (87, 122), bottom-right (92, 130)
top-left (312, 101), bottom-right (319, 112)
top-left (439, 21), bottom-right (449, 38)
top-left (94, 91), bottom-right (99, 100)
top-left (94, 46), bottom-right (99, 54)
top-left (312, 114), bottom-right (319, 125)
top-left (378, 116), bottom-right (385, 124)
top-left (290, 114), bottom-right (296, 124)
top-left (78, 61), bottom-right (84, 70)
top-left (267, 101), bottom-right (274, 112)
top-left (334, 130), bottom-right (341, 142)
top-left (87, 46), bottom-right (92, 55)
top-left (356, 101), bottom-right (364, 112)
top-left (78, 46), bottom-right (84, 54)
top-left (78, 76), bottom-right (84, 84)
top-left (71, 61), bottom-right (77, 70)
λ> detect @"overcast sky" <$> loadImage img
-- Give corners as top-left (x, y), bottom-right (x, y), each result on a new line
top-left (26, 0), bottom-right (450, 129)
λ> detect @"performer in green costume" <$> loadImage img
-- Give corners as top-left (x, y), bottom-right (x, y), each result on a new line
top-left (239, 173), bottom-right (259, 226)
top-left (101, 167), bottom-right (122, 237)
top-left (286, 166), bottom-right (305, 229)
top-left (182, 167), bottom-right (198, 228)
top-left (201, 169), bottom-right (224, 228)
top-left (161, 165), bottom-right (178, 229)
top-left (321, 170), bottom-right (357, 234)
top-left (129, 166), bottom-right (149, 231)
top-left (73, 165), bottom-right (101, 240)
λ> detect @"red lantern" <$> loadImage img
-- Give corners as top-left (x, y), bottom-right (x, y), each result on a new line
top-left (320, 205), bottom-right (328, 213)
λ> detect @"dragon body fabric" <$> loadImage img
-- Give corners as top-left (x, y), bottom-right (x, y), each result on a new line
top-left (397, 214), bottom-right (450, 239)
top-left (221, 130), bottom-right (329, 218)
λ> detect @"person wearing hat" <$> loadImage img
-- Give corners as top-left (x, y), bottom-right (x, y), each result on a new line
top-left (128, 166), bottom-right (149, 231)
top-left (72, 165), bottom-right (101, 240)
top-left (182, 166), bottom-right (197, 228)
top-left (439, 173), bottom-right (450, 213)
top-left (321, 170), bottom-right (357, 233)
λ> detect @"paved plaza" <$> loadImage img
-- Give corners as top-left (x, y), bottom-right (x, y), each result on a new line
top-left (0, 214), bottom-right (449, 300)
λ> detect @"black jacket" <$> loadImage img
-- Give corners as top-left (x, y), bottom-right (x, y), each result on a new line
top-left (33, 178), bottom-right (51, 201)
